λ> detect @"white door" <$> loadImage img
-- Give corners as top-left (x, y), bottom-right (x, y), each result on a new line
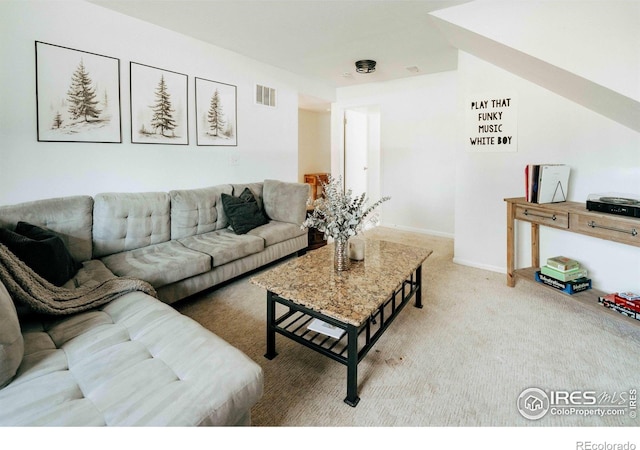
top-left (344, 109), bottom-right (368, 195)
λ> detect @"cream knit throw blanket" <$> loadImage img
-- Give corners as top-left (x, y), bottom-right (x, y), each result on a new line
top-left (0, 244), bottom-right (157, 315)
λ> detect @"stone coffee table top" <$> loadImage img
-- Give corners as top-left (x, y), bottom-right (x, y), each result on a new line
top-left (250, 239), bottom-right (432, 326)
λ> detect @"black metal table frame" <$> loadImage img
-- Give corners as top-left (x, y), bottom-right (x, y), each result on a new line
top-left (264, 265), bottom-right (423, 407)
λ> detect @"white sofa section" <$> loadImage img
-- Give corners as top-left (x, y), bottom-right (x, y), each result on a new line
top-left (0, 289), bottom-right (263, 426)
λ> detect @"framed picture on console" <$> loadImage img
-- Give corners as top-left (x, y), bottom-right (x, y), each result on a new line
top-left (195, 77), bottom-right (237, 146)
top-left (130, 62), bottom-right (188, 145)
top-left (35, 41), bottom-right (122, 143)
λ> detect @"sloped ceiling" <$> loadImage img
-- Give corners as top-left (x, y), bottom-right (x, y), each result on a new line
top-left (429, 1), bottom-right (640, 132)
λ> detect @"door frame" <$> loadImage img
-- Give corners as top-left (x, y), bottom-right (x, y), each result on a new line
top-left (332, 104), bottom-right (381, 204)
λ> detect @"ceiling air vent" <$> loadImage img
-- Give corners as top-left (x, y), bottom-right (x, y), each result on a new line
top-left (256, 84), bottom-right (276, 107)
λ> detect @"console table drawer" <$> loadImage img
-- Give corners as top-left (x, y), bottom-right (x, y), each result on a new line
top-left (571, 213), bottom-right (640, 247)
top-left (514, 205), bottom-right (569, 229)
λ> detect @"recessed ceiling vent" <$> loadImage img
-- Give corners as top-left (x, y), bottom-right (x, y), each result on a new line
top-left (256, 84), bottom-right (276, 107)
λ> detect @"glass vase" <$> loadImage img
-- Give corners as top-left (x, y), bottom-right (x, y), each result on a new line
top-left (334, 238), bottom-right (351, 271)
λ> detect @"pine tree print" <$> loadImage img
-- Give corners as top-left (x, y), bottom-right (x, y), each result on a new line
top-left (150, 74), bottom-right (177, 137)
top-left (66, 58), bottom-right (101, 122)
top-left (207, 89), bottom-right (226, 137)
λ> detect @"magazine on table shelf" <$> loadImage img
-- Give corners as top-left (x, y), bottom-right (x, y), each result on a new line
top-left (307, 318), bottom-right (346, 339)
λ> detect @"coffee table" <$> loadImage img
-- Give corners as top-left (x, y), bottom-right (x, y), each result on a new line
top-left (250, 238), bottom-right (432, 406)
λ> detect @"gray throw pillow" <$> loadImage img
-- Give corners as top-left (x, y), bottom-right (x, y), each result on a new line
top-left (0, 280), bottom-right (24, 388)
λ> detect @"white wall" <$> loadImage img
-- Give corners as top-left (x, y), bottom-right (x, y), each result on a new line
top-left (335, 71), bottom-right (458, 237)
top-left (0, 0), bottom-right (334, 205)
top-left (454, 52), bottom-right (640, 293)
top-left (298, 109), bottom-right (331, 183)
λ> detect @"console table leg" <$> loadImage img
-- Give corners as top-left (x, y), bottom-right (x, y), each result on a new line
top-left (531, 223), bottom-right (540, 269)
top-left (344, 325), bottom-right (360, 407)
top-left (506, 200), bottom-right (516, 287)
top-left (265, 291), bottom-right (278, 359)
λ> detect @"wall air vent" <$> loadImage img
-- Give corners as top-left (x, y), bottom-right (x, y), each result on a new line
top-left (256, 84), bottom-right (276, 107)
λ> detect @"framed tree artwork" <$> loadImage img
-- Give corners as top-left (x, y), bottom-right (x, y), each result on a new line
top-left (130, 62), bottom-right (188, 145)
top-left (35, 41), bottom-right (122, 143)
top-left (195, 77), bottom-right (237, 146)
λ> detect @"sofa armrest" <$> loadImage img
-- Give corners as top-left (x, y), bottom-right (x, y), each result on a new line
top-left (262, 180), bottom-right (310, 225)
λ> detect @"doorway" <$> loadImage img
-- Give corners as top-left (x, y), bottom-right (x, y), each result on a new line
top-left (343, 106), bottom-right (381, 203)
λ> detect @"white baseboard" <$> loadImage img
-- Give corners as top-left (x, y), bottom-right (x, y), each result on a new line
top-left (378, 223), bottom-right (506, 274)
top-left (452, 257), bottom-right (506, 274)
top-left (379, 222), bottom-right (454, 239)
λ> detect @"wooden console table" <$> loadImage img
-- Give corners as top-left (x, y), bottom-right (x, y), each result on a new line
top-left (505, 198), bottom-right (639, 318)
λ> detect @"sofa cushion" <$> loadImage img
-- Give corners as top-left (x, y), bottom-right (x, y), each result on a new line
top-left (263, 179), bottom-right (310, 225)
top-left (62, 259), bottom-right (117, 290)
top-left (178, 228), bottom-right (264, 267)
top-left (93, 192), bottom-right (171, 258)
top-left (0, 195), bottom-right (94, 263)
top-left (0, 224), bottom-right (79, 286)
top-left (100, 241), bottom-right (211, 289)
top-left (248, 220), bottom-right (308, 247)
top-left (169, 185), bottom-right (233, 239)
top-left (0, 292), bottom-right (263, 426)
top-left (221, 188), bottom-right (269, 234)
top-left (0, 280), bottom-right (23, 389)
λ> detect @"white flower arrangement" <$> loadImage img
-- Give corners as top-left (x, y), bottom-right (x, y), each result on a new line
top-left (301, 175), bottom-right (390, 242)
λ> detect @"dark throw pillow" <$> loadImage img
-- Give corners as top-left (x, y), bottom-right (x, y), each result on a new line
top-left (221, 188), bottom-right (269, 235)
top-left (0, 222), bottom-right (81, 286)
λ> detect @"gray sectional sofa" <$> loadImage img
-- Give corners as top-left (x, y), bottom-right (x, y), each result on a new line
top-left (0, 179), bottom-right (310, 426)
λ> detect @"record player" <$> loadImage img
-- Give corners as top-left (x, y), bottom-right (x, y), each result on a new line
top-left (586, 193), bottom-right (640, 218)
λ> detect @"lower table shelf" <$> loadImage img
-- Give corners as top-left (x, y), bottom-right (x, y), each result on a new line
top-left (514, 267), bottom-right (638, 326)
top-left (268, 278), bottom-right (418, 365)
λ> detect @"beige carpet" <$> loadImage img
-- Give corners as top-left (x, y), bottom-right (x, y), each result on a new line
top-left (175, 227), bottom-right (640, 427)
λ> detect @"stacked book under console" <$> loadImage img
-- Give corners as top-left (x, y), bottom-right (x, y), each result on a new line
top-left (535, 256), bottom-right (592, 295)
top-left (599, 292), bottom-right (640, 321)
